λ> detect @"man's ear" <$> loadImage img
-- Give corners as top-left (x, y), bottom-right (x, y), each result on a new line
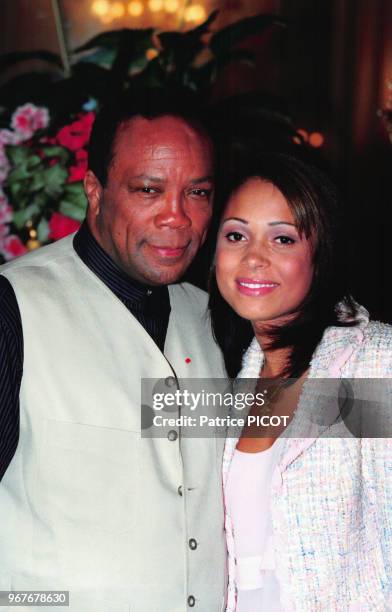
top-left (84, 170), bottom-right (103, 218)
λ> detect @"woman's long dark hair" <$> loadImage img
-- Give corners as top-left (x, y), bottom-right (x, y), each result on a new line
top-left (209, 152), bottom-right (359, 378)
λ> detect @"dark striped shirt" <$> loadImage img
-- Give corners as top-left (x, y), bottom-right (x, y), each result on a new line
top-left (0, 221), bottom-right (171, 480)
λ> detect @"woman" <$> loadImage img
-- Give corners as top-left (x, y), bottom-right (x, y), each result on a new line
top-left (209, 153), bottom-right (392, 611)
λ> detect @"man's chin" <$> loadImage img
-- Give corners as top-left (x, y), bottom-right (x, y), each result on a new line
top-left (133, 262), bottom-right (190, 286)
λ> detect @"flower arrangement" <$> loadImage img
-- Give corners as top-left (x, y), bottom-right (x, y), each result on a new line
top-left (0, 102), bottom-right (95, 262)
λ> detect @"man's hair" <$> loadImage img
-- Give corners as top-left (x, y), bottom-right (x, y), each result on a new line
top-left (88, 87), bottom-right (212, 187)
top-left (209, 152), bottom-right (359, 378)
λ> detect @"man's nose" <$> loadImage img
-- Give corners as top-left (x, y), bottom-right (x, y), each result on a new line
top-left (154, 193), bottom-right (192, 229)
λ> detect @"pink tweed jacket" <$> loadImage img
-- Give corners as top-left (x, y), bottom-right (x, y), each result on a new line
top-left (223, 306), bottom-right (392, 612)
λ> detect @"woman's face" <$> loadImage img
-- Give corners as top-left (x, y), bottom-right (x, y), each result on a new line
top-left (215, 178), bottom-right (314, 330)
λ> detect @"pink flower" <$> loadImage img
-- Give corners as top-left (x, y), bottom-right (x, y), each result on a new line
top-left (0, 234), bottom-right (27, 261)
top-left (0, 148), bottom-right (10, 184)
top-left (56, 112), bottom-right (95, 151)
top-left (0, 128), bottom-right (24, 146)
top-left (11, 103), bottom-right (50, 140)
top-left (68, 149), bottom-right (88, 183)
top-left (0, 189), bottom-right (12, 225)
top-left (48, 212), bottom-right (81, 241)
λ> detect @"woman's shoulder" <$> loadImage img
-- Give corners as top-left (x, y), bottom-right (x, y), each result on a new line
top-left (359, 319), bottom-right (392, 371)
top-left (363, 319), bottom-right (392, 346)
top-left (319, 316), bottom-right (392, 377)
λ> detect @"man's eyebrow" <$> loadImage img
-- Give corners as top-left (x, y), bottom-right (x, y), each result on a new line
top-left (129, 174), bottom-right (166, 182)
top-left (190, 175), bottom-right (214, 184)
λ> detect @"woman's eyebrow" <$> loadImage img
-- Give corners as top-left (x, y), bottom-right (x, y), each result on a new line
top-left (268, 221), bottom-right (296, 227)
top-left (222, 217), bottom-right (248, 224)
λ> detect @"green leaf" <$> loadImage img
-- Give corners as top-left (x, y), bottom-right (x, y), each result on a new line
top-left (26, 155), bottom-right (42, 169)
top-left (59, 199), bottom-right (86, 221)
top-left (31, 191), bottom-right (48, 210)
top-left (42, 165), bottom-right (68, 197)
top-left (30, 169), bottom-right (46, 191)
top-left (63, 182), bottom-right (83, 195)
top-left (75, 48), bottom-right (117, 69)
top-left (7, 165), bottom-right (31, 182)
top-left (63, 182), bottom-right (88, 209)
top-left (8, 180), bottom-right (24, 198)
top-left (5, 145), bottom-right (30, 166)
top-left (12, 203), bottom-right (40, 229)
top-left (40, 146), bottom-right (70, 163)
top-left (37, 217), bottom-right (49, 242)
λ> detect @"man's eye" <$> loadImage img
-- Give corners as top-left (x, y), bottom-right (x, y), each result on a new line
top-left (190, 188), bottom-right (211, 198)
top-left (140, 187), bottom-right (158, 194)
top-left (226, 231), bottom-right (245, 242)
top-left (275, 235), bottom-right (295, 245)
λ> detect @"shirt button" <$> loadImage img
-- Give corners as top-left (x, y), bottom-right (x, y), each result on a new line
top-left (189, 538), bottom-right (197, 550)
top-left (165, 376), bottom-right (176, 387)
top-left (177, 485), bottom-right (183, 496)
top-left (167, 430), bottom-right (178, 441)
top-left (146, 289), bottom-right (152, 296)
top-left (187, 595), bottom-right (196, 607)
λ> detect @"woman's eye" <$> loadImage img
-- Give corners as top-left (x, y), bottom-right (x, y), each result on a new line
top-left (275, 235), bottom-right (295, 245)
top-left (226, 231), bottom-right (245, 242)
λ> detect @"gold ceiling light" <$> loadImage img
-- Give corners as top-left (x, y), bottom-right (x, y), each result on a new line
top-left (148, 0), bottom-right (164, 11)
top-left (184, 4), bottom-right (206, 23)
top-left (164, 0), bottom-right (180, 14)
top-left (90, 0), bottom-right (208, 26)
top-left (111, 1), bottom-right (126, 17)
top-left (91, 0), bottom-right (110, 17)
top-left (128, 1), bottom-right (144, 17)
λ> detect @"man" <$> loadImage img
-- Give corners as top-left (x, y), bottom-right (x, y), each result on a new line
top-left (0, 89), bottom-right (227, 611)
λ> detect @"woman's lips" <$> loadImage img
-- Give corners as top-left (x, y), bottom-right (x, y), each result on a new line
top-left (236, 278), bottom-right (279, 296)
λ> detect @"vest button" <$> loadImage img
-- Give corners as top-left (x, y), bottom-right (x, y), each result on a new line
top-left (167, 430), bottom-right (178, 441)
top-left (187, 595), bottom-right (196, 607)
top-left (178, 485), bottom-right (183, 496)
top-left (165, 376), bottom-right (176, 387)
top-left (189, 538), bottom-right (197, 550)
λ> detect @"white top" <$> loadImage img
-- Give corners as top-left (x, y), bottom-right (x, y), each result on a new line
top-left (225, 442), bottom-right (284, 611)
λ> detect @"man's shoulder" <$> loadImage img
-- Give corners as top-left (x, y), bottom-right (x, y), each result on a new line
top-left (0, 235), bottom-right (76, 276)
top-left (169, 281), bottom-right (209, 309)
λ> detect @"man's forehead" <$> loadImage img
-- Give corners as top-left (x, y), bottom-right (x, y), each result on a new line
top-left (114, 114), bottom-right (212, 153)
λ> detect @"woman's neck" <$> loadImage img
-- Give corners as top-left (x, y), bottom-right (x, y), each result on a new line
top-left (254, 331), bottom-right (291, 378)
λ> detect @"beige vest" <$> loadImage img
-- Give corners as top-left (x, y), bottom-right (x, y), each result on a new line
top-left (0, 236), bottom-right (227, 612)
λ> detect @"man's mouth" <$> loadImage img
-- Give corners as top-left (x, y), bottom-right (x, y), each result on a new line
top-left (149, 243), bottom-right (189, 259)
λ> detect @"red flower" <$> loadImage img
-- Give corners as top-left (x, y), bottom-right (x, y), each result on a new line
top-left (1, 235), bottom-right (28, 260)
top-left (56, 112), bottom-right (95, 151)
top-left (68, 148), bottom-right (88, 183)
top-left (48, 212), bottom-right (81, 241)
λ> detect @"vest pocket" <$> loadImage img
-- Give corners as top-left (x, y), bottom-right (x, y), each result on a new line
top-left (36, 419), bottom-right (139, 535)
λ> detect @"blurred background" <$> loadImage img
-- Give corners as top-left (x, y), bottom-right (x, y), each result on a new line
top-left (0, 0), bottom-right (391, 320)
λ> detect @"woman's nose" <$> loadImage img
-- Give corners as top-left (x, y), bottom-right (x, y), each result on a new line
top-left (243, 246), bottom-right (270, 269)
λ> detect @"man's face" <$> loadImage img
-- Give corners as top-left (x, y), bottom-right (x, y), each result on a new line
top-left (85, 115), bottom-right (214, 285)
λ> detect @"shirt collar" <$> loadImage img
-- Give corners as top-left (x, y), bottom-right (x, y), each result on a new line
top-left (73, 220), bottom-right (169, 306)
